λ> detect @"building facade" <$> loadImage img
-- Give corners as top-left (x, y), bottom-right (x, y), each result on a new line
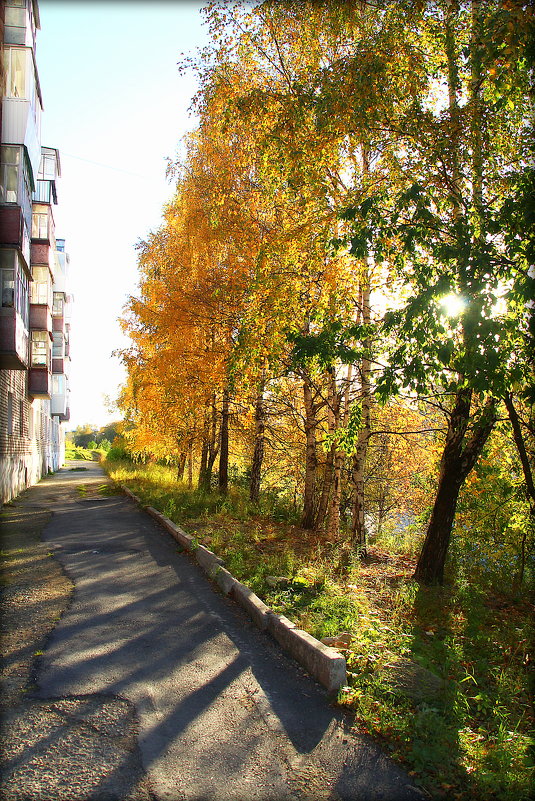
top-left (0, 0), bottom-right (71, 503)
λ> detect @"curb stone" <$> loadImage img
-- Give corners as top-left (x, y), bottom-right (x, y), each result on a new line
top-left (230, 581), bottom-right (272, 631)
top-left (120, 484), bottom-right (347, 692)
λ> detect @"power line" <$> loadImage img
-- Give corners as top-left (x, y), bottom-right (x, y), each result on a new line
top-left (60, 151), bottom-right (162, 181)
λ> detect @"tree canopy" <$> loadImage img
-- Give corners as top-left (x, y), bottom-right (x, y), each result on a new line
top-left (118, 0), bottom-right (533, 586)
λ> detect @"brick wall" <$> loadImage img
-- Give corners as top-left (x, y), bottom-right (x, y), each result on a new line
top-left (0, 368), bottom-right (63, 503)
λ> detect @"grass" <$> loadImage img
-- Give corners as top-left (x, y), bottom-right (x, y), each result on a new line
top-left (104, 457), bottom-right (534, 801)
top-left (76, 482), bottom-right (121, 498)
top-left (65, 443), bottom-right (98, 461)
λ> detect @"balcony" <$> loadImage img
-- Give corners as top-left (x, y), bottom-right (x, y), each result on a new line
top-left (33, 179), bottom-right (57, 205)
top-left (29, 367), bottom-right (51, 398)
top-left (0, 308), bottom-right (29, 369)
top-left (0, 205), bottom-right (31, 264)
top-left (51, 389), bottom-right (67, 416)
top-left (29, 303), bottom-right (52, 332)
top-left (31, 243), bottom-right (56, 282)
top-left (52, 357), bottom-right (64, 374)
top-left (51, 373), bottom-right (68, 418)
top-left (31, 204), bottom-right (55, 244)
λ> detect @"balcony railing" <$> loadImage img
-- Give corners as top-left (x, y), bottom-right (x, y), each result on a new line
top-left (29, 303), bottom-right (52, 332)
top-left (29, 367), bottom-right (51, 398)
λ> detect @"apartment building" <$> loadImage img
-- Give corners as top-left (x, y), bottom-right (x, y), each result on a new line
top-left (0, 0), bottom-right (71, 503)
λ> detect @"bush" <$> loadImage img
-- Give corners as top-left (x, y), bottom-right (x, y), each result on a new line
top-left (105, 446), bottom-right (131, 461)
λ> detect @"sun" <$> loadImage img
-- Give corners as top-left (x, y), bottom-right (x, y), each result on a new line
top-left (440, 293), bottom-right (466, 317)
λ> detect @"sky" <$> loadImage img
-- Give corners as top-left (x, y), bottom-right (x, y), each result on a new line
top-left (36, 0), bottom-right (209, 431)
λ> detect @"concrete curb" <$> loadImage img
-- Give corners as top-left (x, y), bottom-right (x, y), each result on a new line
top-left (120, 484), bottom-right (347, 693)
top-left (266, 614), bottom-right (347, 694)
top-left (230, 581), bottom-right (272, 631)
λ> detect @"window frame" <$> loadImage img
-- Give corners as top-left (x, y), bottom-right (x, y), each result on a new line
top-left (30, 330), bottom-right (49, 368)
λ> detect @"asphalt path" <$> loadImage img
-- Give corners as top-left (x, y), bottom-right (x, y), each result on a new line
top-left (32, 462), bottom-right (423, 801)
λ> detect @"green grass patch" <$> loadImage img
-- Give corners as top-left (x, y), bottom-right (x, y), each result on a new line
top-left (65, 444), bottom-right (97, 461)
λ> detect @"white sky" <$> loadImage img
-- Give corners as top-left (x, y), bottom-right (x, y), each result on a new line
top-left (37, 0), bottom-right (208, 431)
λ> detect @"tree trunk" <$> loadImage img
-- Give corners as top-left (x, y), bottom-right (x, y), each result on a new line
top-left (351, 254), bottom-right (372, 557)
top-left (413, 466), bottom-right (464, 585)
top-left (327, 364), bottom-right (352, 539)
top-left (315, 369), bottom-right (337, 532)
top-left (198, 413), bottom-right (210, 490)
top-left (218, 388), bottom-right (229, 495)
top-left (504, 392), bottom-right (535, 512)
top-left (250, 376), bottom-right (265, 504)
top-left (199, 395), bottom-right (219, 491)
top-left (301, 374), bottom-right (318, 529)
top-left (414, 389), bottom-right (496, 584)
top-left (504, 392), bottom-right (535, 586)
top-left (206, 394), bottom-right (220, 490)
top-left (176, 451), bottom-right (186, 482)
top-left (187, 438), bottom-right (193, 489)
top-left (314, 444), bottom-right (335, 532)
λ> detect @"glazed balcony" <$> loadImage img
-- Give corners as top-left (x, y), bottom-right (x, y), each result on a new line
top-left (0, 307), bottom-right (29, 369)
top-left (31, 204), bottom-right (55, 245)
top-left (51, 373), bottom-right (68, 418)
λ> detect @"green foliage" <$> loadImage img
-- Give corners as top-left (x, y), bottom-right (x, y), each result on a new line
top-left (338, 178), bottom-right (531, 402)
top-left (323, 403), bottom-right (362, 455)
top-left (448, 426), bottom-right (534, 591)
top-left (287, 321), bottom-right (374, 372)
top-left (105, 445), bottom-right (131, 462)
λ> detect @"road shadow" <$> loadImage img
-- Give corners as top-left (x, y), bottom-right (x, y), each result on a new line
top-left (8, 465), bottom-right (424, 800)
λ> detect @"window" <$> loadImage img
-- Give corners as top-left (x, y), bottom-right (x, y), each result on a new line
top-left (31, 330), bottom-right (48, 367)
top-left (52, 331), bottom-right (63, 358)
top-left (31, 265), bottom-right (51, 305)
top-left (0, 249), bottom-right (29, 323)
top-left (52, 374), bottom-right (64, 396)
top-left (19, 399), bottom-right (24, 436)
top-left (1, 269), bottom-right (15, 307)
top-left (31, 210), bottom-right (49, 239)
top-left (52, 292), bottom-right (63, 317)
top-left (5, 3), bottom-right (26, 46)
top-left (4, 47), bottom-right (29, 99)
top-left (16, 262), bottom-right (29, 326)
top-left (40, 152), bottom-right (57, 181)
top-left (7, 392), bottom-right (14, 435)
top-left (0, 145), bottom-right (32, 236)
top-left (0, 146), bottom-right (20, 203)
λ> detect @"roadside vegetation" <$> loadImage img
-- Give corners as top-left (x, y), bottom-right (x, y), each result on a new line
top-left (65, 422), bottom-right (119, 461)
top-left (104, 2), bottom-right (533, 799)
top-left (105, 452), bottom-right (533, 801)
top-left (64, 444), bottom-right (97, 461)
